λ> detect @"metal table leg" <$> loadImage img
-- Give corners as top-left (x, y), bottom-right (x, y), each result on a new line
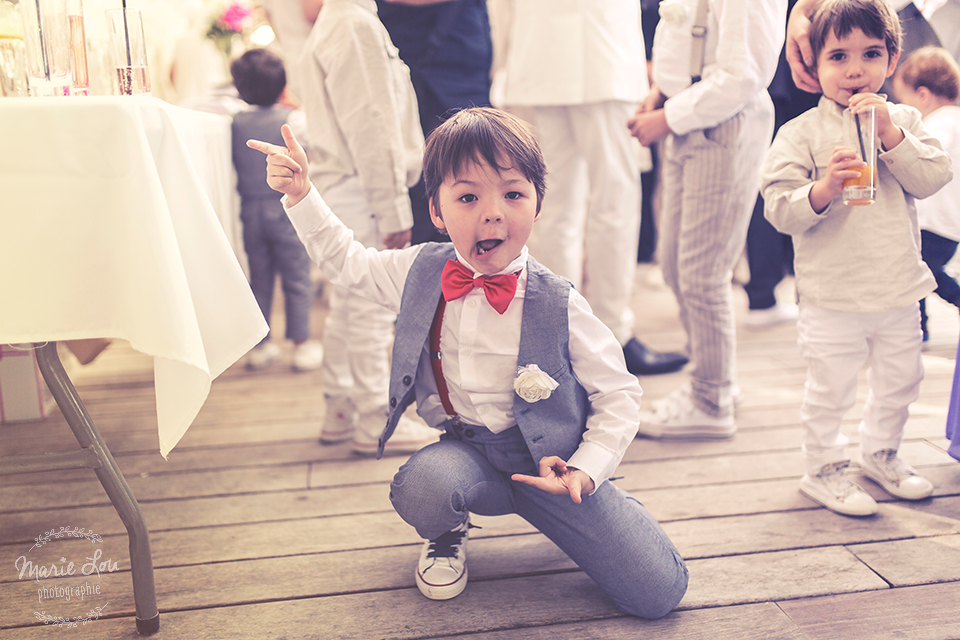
top-left (33, 342), bottom-right (160, 636)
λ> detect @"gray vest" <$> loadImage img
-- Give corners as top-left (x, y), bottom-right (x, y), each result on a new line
top-left (378, 243), bottom-right (589, 461)
top-left (231, 106), bottom-right (294, 198)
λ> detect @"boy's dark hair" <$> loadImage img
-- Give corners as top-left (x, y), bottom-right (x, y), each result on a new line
top-left (423, 107), bottom-right (547, 215)
top-left (810, 0), bottom-right (901, 68)
top-left (230, 48), bottom-right (286, 107)
top-left (896, 46), bottom-right (960, 103)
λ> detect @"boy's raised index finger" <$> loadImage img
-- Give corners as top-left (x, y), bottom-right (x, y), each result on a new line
top-left (246, 138), bottom-right (286, 155)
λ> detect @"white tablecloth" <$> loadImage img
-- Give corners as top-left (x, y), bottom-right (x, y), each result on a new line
top-left (0, 96), bottom-right (268, 457)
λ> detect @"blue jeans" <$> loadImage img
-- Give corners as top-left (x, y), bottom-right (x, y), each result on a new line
top-left (389, 422), bottom-right (689, 619)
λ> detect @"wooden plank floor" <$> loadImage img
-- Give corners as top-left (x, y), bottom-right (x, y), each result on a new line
top-left (3, 264), bottom-right (960, 639)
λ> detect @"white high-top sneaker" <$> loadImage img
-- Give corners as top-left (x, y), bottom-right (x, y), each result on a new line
top-left (416, 517), bottom-right (472, 600)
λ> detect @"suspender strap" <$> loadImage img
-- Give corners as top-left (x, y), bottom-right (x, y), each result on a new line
top-left (429, 295), bottom-right (458, 418)
top-left (690, 0), bottom-right (709, 84)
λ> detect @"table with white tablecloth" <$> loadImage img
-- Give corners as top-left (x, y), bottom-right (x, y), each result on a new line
top-left (0, 95), bottom-right (268, 635)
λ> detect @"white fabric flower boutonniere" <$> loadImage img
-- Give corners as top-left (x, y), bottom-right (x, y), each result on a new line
top-left (514, 364), bottom-right (560, 403)
top-left (658, 0), bottom-right (689, 25)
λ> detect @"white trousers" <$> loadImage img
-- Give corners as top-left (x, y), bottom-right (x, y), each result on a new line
top-left (797, 302), bottom-right (924, 476)
top-left (320, 178), bottom-right (397, 413)
top-left (519, 101), bottom-right (641, 345)
top-left (658, 92), bottom-right (774, 416)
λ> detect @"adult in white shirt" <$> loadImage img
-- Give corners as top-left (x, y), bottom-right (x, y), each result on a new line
top-left (489, 0), bottom-right (689, 377)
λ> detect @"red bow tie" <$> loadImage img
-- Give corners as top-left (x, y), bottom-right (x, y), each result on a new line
top-left (440, 260), bottom-right (519, 314)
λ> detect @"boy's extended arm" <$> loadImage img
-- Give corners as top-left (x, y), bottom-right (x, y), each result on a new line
top-left (761, 123), bottom-right (832, 235)
top-left (563, 291), bottom-right (644, 489)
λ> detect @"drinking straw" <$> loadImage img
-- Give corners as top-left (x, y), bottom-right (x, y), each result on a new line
top-left (121, 0), bottom-right (132, 66)
top-left (854, 112), bottom-right (867, 161)
top-left (35, 0), bottom-right (50, 80)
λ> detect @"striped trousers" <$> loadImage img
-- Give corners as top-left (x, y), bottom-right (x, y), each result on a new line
top-left (658, 92), bottom-right (775, 417)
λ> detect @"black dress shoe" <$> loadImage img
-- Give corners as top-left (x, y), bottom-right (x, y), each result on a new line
top-left (622, 338), bottom-right (688, 376)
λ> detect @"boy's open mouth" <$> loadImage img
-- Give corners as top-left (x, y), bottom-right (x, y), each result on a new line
top-left (476, 239), bottom-right (503, 255)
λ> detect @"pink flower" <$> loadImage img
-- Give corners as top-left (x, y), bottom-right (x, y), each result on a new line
top-left (218, 2), bottom-right (252, 33)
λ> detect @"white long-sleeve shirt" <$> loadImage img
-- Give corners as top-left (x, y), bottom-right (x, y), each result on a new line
top-left (762, 97), bottom-right (951, 312)
top-left (651, 0), bottom-right (785, 135)
top-left (284, 186), bottom-right (644, 486)
top-left (297, 0), bottom-right (422, 234)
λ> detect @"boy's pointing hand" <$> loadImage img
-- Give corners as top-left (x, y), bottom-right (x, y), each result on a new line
top-left (247, 124), bottom-right (312, 207)
top-left (511, 456), bottom-right (596, 504)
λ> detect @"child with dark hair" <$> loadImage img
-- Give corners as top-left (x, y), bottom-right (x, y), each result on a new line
top-left (230, 48), bottom-right (323, 372)
top-left (247, 107), bottom-right (688, 617)
top-left (893, 46), bottom-right (960, 341)
top-left (762, 0), bottom-right (952, 517)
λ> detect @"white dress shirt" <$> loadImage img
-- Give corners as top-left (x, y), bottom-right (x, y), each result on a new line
top-left (652, 0), bottom-right (785, 135)
top-left (489, 0), bottom-right (648, 107)
top-left (284, 187), bottom-right (644, 486)
top-left (297, 0), bottom-right (423, 234)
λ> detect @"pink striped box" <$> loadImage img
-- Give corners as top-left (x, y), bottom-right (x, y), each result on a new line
top-left (0, 344), bottom-right (55, 423)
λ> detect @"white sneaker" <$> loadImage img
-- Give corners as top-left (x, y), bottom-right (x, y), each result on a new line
top-left (320, 395), bottom-right (356, 445)
top-left (637, 386), bottom-right (735, 439)
top-left (859, 449), bottom-right (933, 500)
top-left (246, 342), bottom-right (280, 370)
top-left (352, 411), bottom-right (438, 456)
top-left (745, 302), bottom-right (799, 329)
top-left (416, 517), bottom-right (472, 601)
top-left (800, 461), bottom-right (878, 516)
top-left (292, 340), bottom-right (323, 371)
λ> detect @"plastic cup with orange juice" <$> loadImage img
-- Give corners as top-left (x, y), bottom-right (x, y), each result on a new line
top-left (843, 105), bottom-right (877, 206)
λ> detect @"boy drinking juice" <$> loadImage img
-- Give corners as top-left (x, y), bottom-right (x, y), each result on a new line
top-left (761, 0), bottom-right (952, 516)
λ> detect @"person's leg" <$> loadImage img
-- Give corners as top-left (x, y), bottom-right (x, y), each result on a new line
top-left (571, 100), bottom-right (642, 345)
top-left (858, 303), bottom-right (933, 500)
top-left (859, 304), bottom-right (924, 456)
top-left (638, 146), bottom-right (658, 263)
top-left (321, 283), bottom-right (354, 396)
top-left (796, 304), bottom-right (868, 475)
top-left (270, 211), bottom-right (314, 344)
top-left (328, 187), bottom-right (398, 414)
top-left (922, 230), bottom-right (960, 308)
top-left (318, 180), bottom-right (388, 440)
top-left (392, 425), bottom-right (687, 617)
top-left (514, 481), bottom-right (687, 618)
top-left (664, 95), bottom-right (773, 416)
top-left (795, 303), bottom-right (879, 515)
top-left (390, 435), bottom-right (519, 540)
top-left (523, 106), bottom-right (589, 290)
top-left (744, 194), bottom-right (785, 311)
top-left (240, 200), bottom-right (276, 340)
